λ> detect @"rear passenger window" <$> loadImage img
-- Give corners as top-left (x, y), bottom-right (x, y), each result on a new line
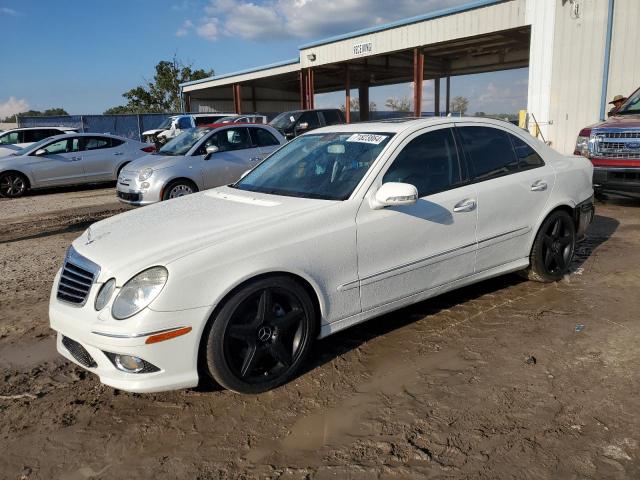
top-left (297, 112), bottom-right (320, 129)
top-left (0, 131), bottom-right (21, 144)
top-left (24, 129), bottom-right (55, 143)
top-left (84, 137), bottom-right (111, 150)
top-left (383, 128), bottom-right (462, 197)
top-left (321, 110), bottom-right (343, 125)
top-left (458, 126), bottom-right (519, 181)
top-left (177, 117), bottom-right (192, 129)
top-left (251, 128), bottom-right (280, 147)
top-left (111, 138), bottom-right (125, 147)
top-left (510, 134), bottom-right (544, 169)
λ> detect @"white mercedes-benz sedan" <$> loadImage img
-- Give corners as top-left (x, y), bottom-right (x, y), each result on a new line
top-left (49, 118), bottom-right (594, 394)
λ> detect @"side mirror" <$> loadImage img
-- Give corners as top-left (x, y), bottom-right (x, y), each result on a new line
top-left (297, 122), bottom-right (309, 131)
top-left (370, 182), bottom-right (418, 209)
top-left (204, 145), bottom-right (219, 160)
top-left (35, 148), bottom-right (47, 156)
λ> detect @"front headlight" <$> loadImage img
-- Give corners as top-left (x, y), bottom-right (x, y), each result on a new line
top-left (111, 267), bottom-right (168, 320)
top-left (138, 168), bottom-right (154, 182)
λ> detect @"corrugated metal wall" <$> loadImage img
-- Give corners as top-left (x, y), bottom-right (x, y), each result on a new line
top-left (300, 0), bottom-right (526, 68)
top-left (606, 0), bottom-right (640, 104)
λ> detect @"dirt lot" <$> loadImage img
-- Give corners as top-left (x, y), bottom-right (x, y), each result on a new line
top-left (1, 187), bottom-right (639, 479)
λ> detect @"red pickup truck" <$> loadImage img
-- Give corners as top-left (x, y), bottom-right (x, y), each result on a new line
top-left (575, 86), bottom-right (640, 198)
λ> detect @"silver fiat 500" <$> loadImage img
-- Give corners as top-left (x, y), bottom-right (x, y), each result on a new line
top-left (117, 123), bottom-right (285, 205)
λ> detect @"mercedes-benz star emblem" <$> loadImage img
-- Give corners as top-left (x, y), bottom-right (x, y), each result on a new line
top-left (257, 326), bottom-right (272, 342)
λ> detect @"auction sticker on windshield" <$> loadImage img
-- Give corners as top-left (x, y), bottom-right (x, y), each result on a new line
top-left (346, 133), bottom-right (388, 144)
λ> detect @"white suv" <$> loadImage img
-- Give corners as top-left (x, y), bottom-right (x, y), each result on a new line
top-left (0, 127), bottom-right (77, 157)
top-left (142, 114), bottom-right (237, 145)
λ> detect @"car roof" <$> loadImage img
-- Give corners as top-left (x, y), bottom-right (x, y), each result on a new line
top-left (3, 126), bottom-right (77, 132)
top-left (198, 122), bottom-right (269, 129)
top-left (309, 116), bottom-right (522, 135)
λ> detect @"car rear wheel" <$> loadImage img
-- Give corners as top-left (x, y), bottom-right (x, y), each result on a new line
top-left (0, 172), bottom-right (28, 198)
top-left (204, 276), bottom-right (316, 394)
top-left (162, 179), bottom-right (198, 201)
top-left (524, 210), bottom-right (576, 282)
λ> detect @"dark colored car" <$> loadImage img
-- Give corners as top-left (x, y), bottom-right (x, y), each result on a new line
top-left (575, 86), bottom-right (640, 198)
top-left (269, 109), bottom-right (345, 140)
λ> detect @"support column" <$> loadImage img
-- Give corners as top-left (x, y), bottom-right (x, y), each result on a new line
top-left (359, 84), bottom-right (370, 121)
top-left (299, 71), bottom-right (306, 109)
top-left (233, 84), bottom-right (242, 114)
top-left (445, 76), bottom-right (451, 115)
top-left (434, 77), bottom-right (441, 116)
top-left (345, 65), bottom-right (351, 123)
top-left (251, 86), bottom-right (257, 113)
top-left (184, 93), bottom-right (191, 113)
top-left (413, 48), bottom-right (424, 118)
top-left (305, 68), bottom-right (315, 109)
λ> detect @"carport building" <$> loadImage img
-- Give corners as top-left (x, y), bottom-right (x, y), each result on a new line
top-left (180, 0), bottom-right (640, 154)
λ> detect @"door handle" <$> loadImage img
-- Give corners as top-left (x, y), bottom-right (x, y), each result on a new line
top-left (453, 199), bottom-right (476, 213)
top-left (250, 156), bottom-right (263, 162)
top-left (71, 156), bottom-right (82, 161)
top-left (531, 180), bottom-right (547, 191)
top-left (114, 152), bottom-right (124, 156)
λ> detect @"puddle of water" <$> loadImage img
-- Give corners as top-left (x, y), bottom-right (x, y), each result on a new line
top-left (0, 338), bottom-right (59, 368)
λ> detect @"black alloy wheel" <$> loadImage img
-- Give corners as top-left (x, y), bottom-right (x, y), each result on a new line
top-left (525, 210), bottom-right (576, 282)
top-left (204, 276), bottom-right (315, 393)
top-left (0, 172), bottom-right (28, 198)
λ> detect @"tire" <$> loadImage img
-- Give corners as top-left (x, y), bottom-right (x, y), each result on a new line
top-left (524, 210), bottom-right (576, 283)
top-left (0, 171), bottom-right (28, 198)
top-left (204, 276), bottom-right (316, 394)
top-left (162, 179), bottom-right (198, 201)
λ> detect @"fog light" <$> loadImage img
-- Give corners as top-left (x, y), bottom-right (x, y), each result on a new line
top-left (140, 182), bottom-right (150, 189)
top-left (114, 354), bottom-right (145, 373)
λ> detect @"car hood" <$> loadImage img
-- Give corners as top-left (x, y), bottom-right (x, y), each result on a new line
top-left (71, 186), bottom-right (331, 280)
top-left (588, 114), bottom-right (640, 130)
top-left (142, 128), bottom-right (165, 136)
top-left (124, 154), bottom-right (188, 172)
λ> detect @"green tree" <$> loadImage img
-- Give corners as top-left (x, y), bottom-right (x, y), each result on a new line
top-left (104, 57), bottom-right (213, 114)
top-left (450, 96), bottom-right (469, 115)
top-left (385, 97), bottom-right (411, 112)
top-left (2, 108), bottom-right (69, 122)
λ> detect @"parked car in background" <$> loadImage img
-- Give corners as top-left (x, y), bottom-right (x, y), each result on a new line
top-left (51, 117), bottom-right (593, 395)
top-left (575, 85), bottom-right (640, 198)
top-left (269, 108), bottom-right (345, 140)
top-left (142, 113), bottom-right (237, 146)
top-left (0, 133), bottom-right (153, 198)
top-left (117, 123), bottom-right (284, 205)
top-left (219, 114), bottom-right (267, 124)
top-left (0, 127), bottom-right (77, 158)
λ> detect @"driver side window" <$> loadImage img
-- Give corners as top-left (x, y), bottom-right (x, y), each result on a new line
top-left (43, 138), bottom-right (81, 155)
top-left (383, 128), bottom-right (463, 198)
top-left (201, 128), bottom-right (252, 154)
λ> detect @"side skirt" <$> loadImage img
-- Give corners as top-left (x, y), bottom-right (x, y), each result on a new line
top-left (318, 257), bottom-right (529, 339)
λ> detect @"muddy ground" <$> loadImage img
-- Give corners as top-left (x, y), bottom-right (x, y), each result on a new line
top-left (1, 186), bottom-right (639, 479)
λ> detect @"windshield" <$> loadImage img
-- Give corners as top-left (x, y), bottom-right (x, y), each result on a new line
top-left (157, 128), bottom-right (210, 156)
top-left (233, 132), bottom-right (394, 200)
top-left (617, 89), bottom-right (640, 115)
top-left (156, 117), bottom-right (175, 129)
top-left (269, 111), bottom-right (301, 130)
top-left (13, 137), bottom-right (56, 156)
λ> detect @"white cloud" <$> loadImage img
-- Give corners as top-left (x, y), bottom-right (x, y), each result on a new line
top-left (0, 7), bottom-right (19, 16)
top-left (175, 19), bottom-right (193, 37)
top-left (183, 0), bottom-right (470, 42)
top-left (196, 19), bottom-right (220, 40)
top-left (0, 97), bottom-right (29, 119)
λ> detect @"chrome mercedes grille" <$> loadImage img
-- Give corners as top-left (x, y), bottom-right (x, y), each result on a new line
top-left (57, 247), bottom-right (100, 306)
top-left (592, 130), bottom-right (640, 159)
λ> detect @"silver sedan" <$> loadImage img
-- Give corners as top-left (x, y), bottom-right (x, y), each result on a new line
top-left (116, 124), bottom-right (285, 205)
top-left (0, 133), bottom-right (154, 198)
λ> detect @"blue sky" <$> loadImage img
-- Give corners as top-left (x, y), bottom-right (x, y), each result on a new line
top-left (0, 0), bottom-right (528, 117)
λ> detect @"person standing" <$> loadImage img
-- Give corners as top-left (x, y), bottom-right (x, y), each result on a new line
top-left (608, 94), bottom-right (627, 116)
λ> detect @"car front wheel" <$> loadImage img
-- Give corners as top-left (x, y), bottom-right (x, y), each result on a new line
top-left (162, 179), bottom-right (198, 200)
top-left (0, 172), bottom-right (28, 198)
top-left (525, 210), bottom-right (576, 282)
top-left (204, 276), bottom-right (316, 393)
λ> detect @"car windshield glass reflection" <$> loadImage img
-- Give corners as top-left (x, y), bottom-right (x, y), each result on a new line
top-left (233, 132), bottom-right (394, 200)
top-left (617, 89), bottom-right (640, 115)
top-left (269, 112), bottom-right (300, 130)
top-left (158, 128), bottom-right (210, 156)
top-left (13, 137), bottom-right (55, 156)
top-left (157, 117), bottom-right (174, 129)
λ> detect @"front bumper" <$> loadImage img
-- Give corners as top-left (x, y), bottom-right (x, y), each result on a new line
top-left (593, 166), bottom-right (640, 197)
top-left (116, 172), bottom-right (163, 206)
top-left (49, 277), bottom-right (212, 393)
